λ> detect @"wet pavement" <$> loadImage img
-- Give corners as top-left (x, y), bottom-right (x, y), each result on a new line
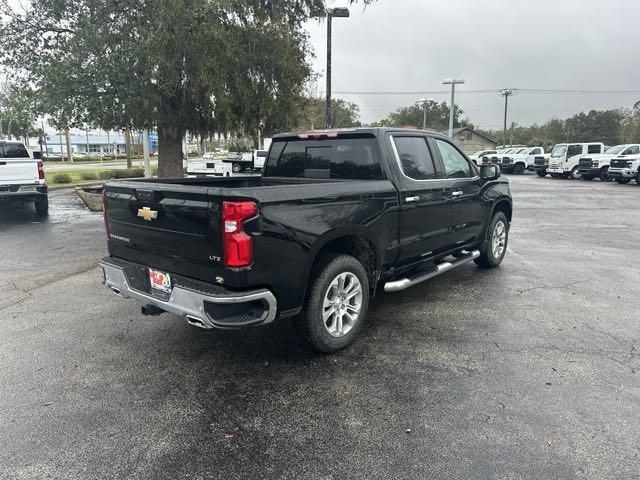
top-left (1, 176), bottom-right (639, 479)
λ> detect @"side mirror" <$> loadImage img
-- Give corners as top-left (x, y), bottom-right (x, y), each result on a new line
top-left (480, 164), bottom-right (500, 181)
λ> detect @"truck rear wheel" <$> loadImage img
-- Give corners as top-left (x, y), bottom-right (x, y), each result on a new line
top-left (301, 254), bottom-right (369, 353)
top-left (475, 211), bottom-right (508, 268)
top-left (34, 196), bottom-right (49, 217)
top-left (232, 163), bottom-right (242, 173)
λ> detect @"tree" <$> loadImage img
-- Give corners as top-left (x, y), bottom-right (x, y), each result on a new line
top-left (0, 84), bottom-right (37, 141)
top-left (0, 0), bottom-right (371, 177)
top-left (372, 100), bottom-right (473, 131)
top-left (297, 97), bottom-right (362, 130)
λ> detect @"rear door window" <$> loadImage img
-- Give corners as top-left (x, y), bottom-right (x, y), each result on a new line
top-left (264, 138), bottom-right (384, 180)
top-left (392, 136), bottom-right (437, 180)
top-left (587, 144), bottom-right (602, 154)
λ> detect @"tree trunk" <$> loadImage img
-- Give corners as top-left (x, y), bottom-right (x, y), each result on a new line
top-left (125, 129), bottom-right (132, 169)
top-left (157, 126), bottom-right (185, 178)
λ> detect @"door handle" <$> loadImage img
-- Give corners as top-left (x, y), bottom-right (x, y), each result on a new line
top-left (405, 196), bottom-right (419, 202)
top-left (451, 191), bottom-right (464, 197)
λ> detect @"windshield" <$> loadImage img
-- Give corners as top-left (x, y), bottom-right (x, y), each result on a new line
top-left (515, 148), bottom-right (528, 154)
top-left (605, 145), bottom-right (626, 155)
top-left (551, 145), bottom-right (567, 157)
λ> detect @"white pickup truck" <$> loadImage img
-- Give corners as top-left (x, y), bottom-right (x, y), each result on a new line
top-left (0, 141), bottom-right (49, 216)
top-left (608, 154), bottom-right (640, 185)
top-left (500, 146), bottom-right (546, 174)
top-left (546, 142), bottom-right (605, 179)
top-left (578, 144), bottom-right (640, 181)
top-left (468, 149), bottom-right (497, 167)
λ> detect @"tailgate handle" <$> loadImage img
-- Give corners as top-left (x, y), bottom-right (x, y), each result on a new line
top-left (405, 196), bottom-right (419, 202)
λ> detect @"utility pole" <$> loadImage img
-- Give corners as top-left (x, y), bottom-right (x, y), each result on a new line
top-left (443, 79), bottom-right (465, 138)
top-left (85, 128), bottom-right (90, 157)
top-left (509, 121), bottom-right (515, 147)
top-left (500, 89), bottom-right (514, 148)
top-left (41, 121), bottom-right (48, 158)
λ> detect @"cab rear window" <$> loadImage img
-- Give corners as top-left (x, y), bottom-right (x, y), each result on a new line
top-left (264, 138), bottom-right (384, 180)
top-left (1, 143), bottom-right (30, 159)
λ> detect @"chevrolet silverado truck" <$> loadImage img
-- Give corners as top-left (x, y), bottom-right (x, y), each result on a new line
top-left (0, 141), bottom-right (48, 216)
top-left (608, 154), bottom-right (640, 185)
top-left (100, 128), bottom-right (512, 352)
top-left (500, 146), bottom-right (546, 174)
top-left (579, 144), bottom-right (640, 181)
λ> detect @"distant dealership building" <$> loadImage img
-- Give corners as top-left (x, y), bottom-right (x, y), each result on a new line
top-left (38, 132), bottom-right (158, 156)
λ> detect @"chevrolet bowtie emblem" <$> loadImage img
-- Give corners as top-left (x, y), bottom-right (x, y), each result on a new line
top-left (137, 206), bottom-right (158, 221)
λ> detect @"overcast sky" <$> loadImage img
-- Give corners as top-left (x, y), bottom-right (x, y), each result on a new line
top-left (304, 0), bottom-right (640, 129)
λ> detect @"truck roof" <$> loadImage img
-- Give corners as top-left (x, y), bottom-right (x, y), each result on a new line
top-left (272, 127), bottom-right (451, 141)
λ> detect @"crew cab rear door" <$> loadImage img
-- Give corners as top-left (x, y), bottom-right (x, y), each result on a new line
top-left (0, 143), bottom-right (37, 184)
top-left (431, 137), bottom-right (487, 248)
top-left (388, 133), bottom-right (456, 266)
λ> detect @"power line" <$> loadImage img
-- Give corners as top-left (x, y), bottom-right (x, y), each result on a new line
top-left (326, 88), bottom-right (640, 96)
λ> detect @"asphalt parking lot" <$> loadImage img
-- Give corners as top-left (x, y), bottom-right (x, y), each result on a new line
top-left (1, 176), bottom-right (639, 479)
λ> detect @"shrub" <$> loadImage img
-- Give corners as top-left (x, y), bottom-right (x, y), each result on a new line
top-left (98, 170), bottom-right (117, 179)
top-left (80, 172), bottom-right (98, 181)
top-left (114, 168), bottom-right (144, 179)
top-left (151, 166), bottom-right (158, 176)
top-left (52, 173), bottom-right (72, 184)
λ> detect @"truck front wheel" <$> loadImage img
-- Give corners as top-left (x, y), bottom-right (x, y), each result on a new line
top-left (599, 166), bottom-right (610, 181)
top-left (513, 164), bottom-right (525, 175)
top-left (301, 254), bottom-right (370, 353)
top-left (616, 178), bottom-right (631, 184)
top-left (536, 169), bottom-right (547, 177)
top-left (475, 211), bottom-right (509, 268)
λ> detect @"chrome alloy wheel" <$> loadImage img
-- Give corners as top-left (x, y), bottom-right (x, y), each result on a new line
top-left (492, 220), bottom-right (507, 258)
top-left (322, 272), bottom-right (363, 338)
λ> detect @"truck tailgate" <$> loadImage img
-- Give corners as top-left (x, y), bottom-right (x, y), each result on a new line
top-left (104, 181), bottom-right (225, 281)
top-left (0, 157), bottom-right (38, 183)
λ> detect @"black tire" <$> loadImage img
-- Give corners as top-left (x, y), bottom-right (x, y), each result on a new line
top-left (232, 163), bottom-right (241, 173)
top-left (551, 173), bottom-right (562, 179)
top-left (636, 170), bottom-right (640, 185)
top-left (599, 166), bottom-right (610, 182)
top-left (582, 175), bottom-right (594, 181)
top-left (475, 211), bottom-right (509, 268)
top-left (34, 196), bottom-right (49, 217)
top-left (615, 178), bottom-right (631, 184)
top-left (569, 166), bottom-right (582, 180)
top-left (536, 169), bottom-right (547, 178)
top-left (513, 164), bottom-right (525, 175)
top-left (300, 254), bottom-right (369, 353)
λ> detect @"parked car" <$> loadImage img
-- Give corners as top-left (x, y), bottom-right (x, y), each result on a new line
top-left (484, 148), bottom-right (522, 166)
top-left (500, 146), bottom-right (546, 174)
top-left (546, 143), bottom-right (604, 179)
top-left (469, 149), bottom-right (497, 167)
top-left (608, 154), bottom-right (640, 185)
top-left (100, 127), bottom-right (512, 352)
top-left (0, 141), bottom-right (49, 216)
top-left (578, 144), bottom-right (640, 181)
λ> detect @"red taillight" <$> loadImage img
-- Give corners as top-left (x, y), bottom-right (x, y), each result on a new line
top-left (222, 200), bottom-right (257, 268)
top-left (37, 160), bottom-right (45, 180)
top-left (102, 189), bottom-right (110, 240)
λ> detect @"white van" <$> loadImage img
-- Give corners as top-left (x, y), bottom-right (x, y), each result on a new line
top-left (547, 142), bottom-right (604, 179)
top-left (0, 141), bottom-right (49, 216)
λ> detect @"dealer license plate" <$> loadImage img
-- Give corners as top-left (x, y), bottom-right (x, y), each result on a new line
top-left (149, 268), bottom-right (172, 294)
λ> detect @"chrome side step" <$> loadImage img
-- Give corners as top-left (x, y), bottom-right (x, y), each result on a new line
top-left (384, 249), bottom-right (480, 293)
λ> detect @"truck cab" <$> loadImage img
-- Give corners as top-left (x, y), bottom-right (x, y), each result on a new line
top-left (579, 144), bottom-right (640, 181)
top-left (0, 141), bottom-right (49, 216)
top-left (547, 143), bottom-right (604, 179)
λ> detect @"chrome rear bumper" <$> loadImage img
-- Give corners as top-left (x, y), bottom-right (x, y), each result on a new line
top-left (100, 259), bottom-right (277, 329)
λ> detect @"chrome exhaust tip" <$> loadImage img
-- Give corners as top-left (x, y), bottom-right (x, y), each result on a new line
top-left (186, 315), bottom-right (213, 330)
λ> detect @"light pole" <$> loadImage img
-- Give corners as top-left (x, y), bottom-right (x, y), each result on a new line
top-left (322, 7), bottom-right (349, 129)
top-left (442, 78), bottom-right (465, 138)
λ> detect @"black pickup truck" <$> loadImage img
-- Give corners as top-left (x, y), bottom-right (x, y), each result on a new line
top-left (100, 128), bottom-right (512, 352)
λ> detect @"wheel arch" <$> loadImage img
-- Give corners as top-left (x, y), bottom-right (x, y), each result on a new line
top-left (299, 228), bottom-right (382, 306)
top-left (491, 198), bottom-right (512, 223)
